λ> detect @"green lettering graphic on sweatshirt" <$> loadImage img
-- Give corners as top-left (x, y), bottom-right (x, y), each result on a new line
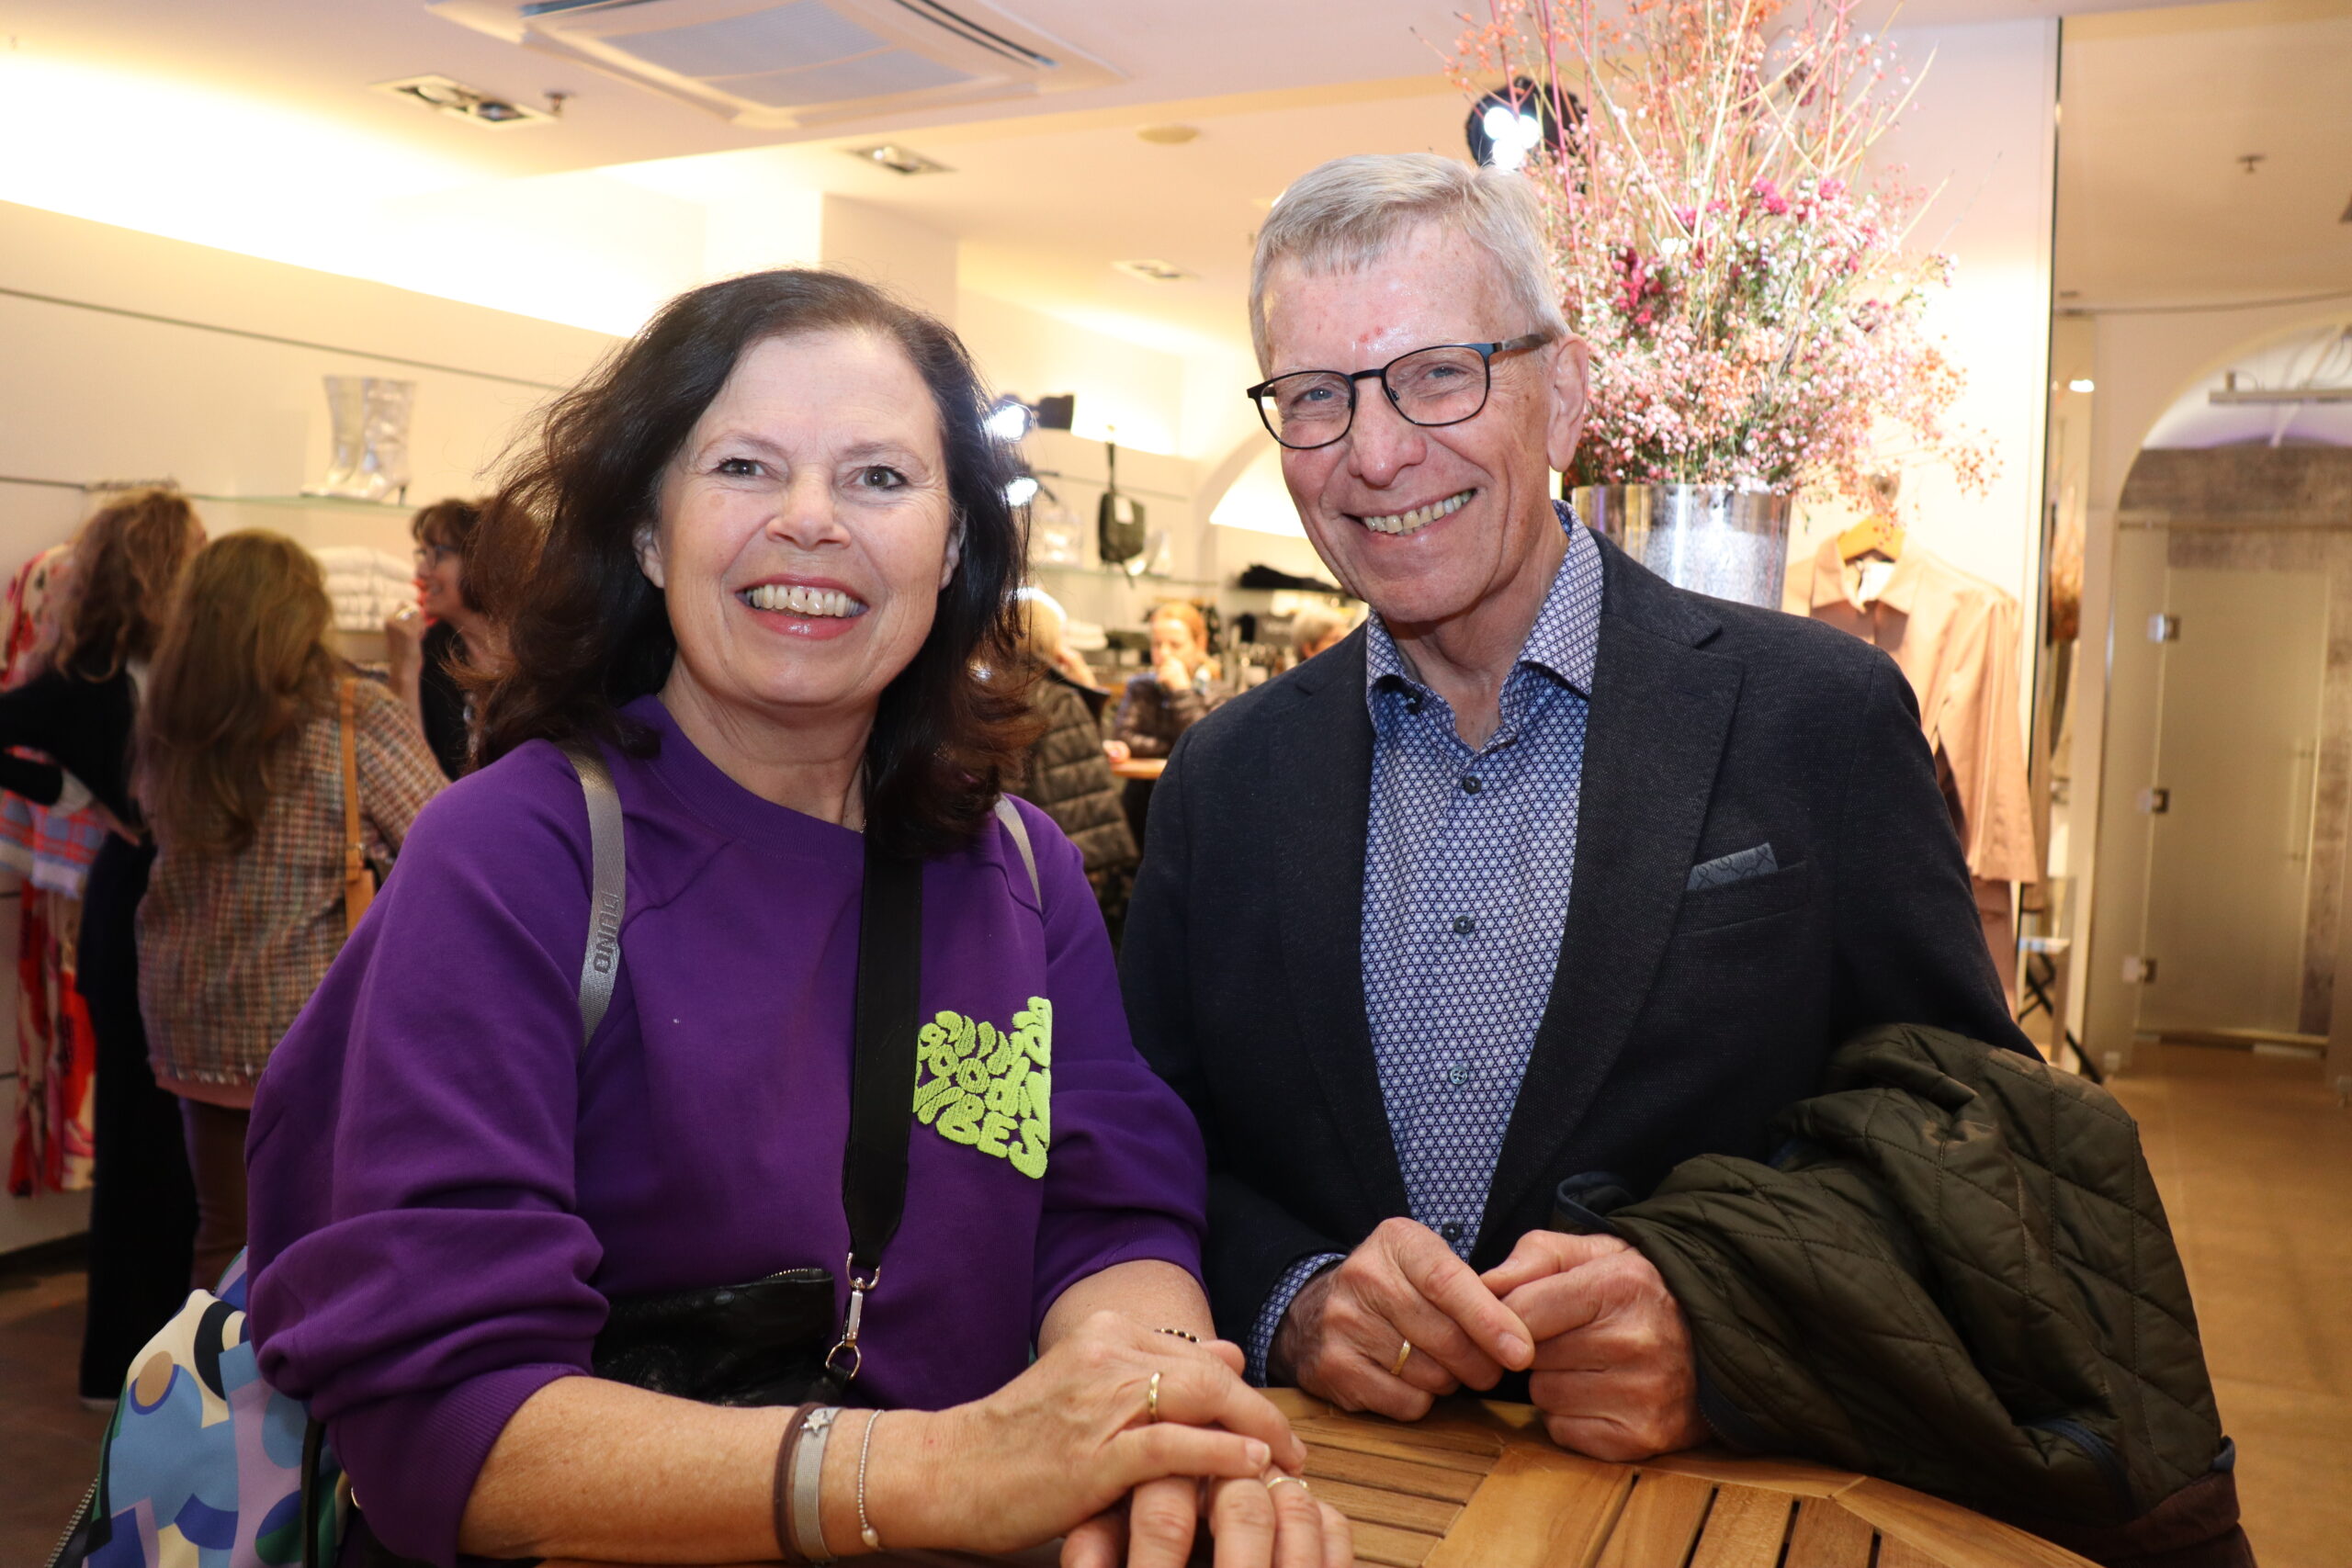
top-left (913, 998), bottom-right (1050, 1179)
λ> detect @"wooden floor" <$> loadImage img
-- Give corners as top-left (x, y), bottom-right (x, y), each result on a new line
top-left (2106, 1043), bottom-right (2352, 1568)
top-left (0, 1235), bottom-right (107, 1568)
top-left (0, 1043), bottom-right (2344, 1566)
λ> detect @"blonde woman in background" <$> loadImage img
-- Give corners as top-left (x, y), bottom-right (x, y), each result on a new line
top-left (135, 531), bottom-right (444, 1286)
top-left (1113, 601), bottom-right (1222, 760)
top-left (1011, 588), bottom-right (1140, 941)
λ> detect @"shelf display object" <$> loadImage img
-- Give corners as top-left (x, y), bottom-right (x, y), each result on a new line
top-left (304, 375), bottom-right (416, 503)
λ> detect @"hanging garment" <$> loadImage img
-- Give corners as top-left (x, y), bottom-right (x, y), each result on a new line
top-left (312, 547), bottom-right (417, 634)
top-left (10, 887), bottom-right (97, 1194)
top-left (1788, 540), bottom-right (2039, 991)
top-left (1787, 539), bottom-right (2040, 885)
top-left (1, 546), bottom-right (105, 1192)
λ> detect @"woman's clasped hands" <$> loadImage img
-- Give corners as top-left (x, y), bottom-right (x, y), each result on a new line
top-left (870, 1313), bottom-right (1351, 1568)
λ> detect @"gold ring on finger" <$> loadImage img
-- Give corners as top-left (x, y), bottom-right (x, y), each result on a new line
top-left (1266, 1474), bottom-right (1309, 1494)
top-left (1147, 1369), bottom-right (1162, 1423)
top-left (1390, 1340), bottom-right (1414, 1378)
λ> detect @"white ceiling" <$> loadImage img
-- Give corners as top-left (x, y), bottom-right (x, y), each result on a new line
top-left (2056, 0), bottom-right (2352, 306)
top-left (0, 0), bottom-right (2227, 187)
top-left (9, 0), bottom-right (2330, 379)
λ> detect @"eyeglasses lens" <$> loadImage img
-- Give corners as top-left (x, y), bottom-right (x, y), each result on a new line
top-left (1256, 347), bottom-right (1493, 449)
top-left (1261, 373), bottom-right (1352, 446)
top-left (1386, 347), bottom-right (1490, 424)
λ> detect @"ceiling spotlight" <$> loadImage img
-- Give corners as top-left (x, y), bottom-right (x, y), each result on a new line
top-left (1464, 78), bottom-right (1578, 172)
top-left (1113, 259), bottom-right (1198, 284)
top-left (985, 396), bottom-right (1036, 443)
top-left (849, 143), bottom-right (953, 176)
top-left (1137, 124), bottom-right (1201, 145)
top-left (376, 74), bottom-right (556, 128)
top-left (2068, 378), bottom-right (2096, 393)
top-left (1005, 475), bottom-right (1041, 507)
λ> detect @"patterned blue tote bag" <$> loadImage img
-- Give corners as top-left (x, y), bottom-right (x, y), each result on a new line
top-left (48, 1248), bottom-right (345, 1568)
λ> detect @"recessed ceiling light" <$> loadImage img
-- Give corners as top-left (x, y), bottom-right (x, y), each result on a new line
top-left (2068, 378), bottom-right (2096, 393)
top-left (376, 74), bottom-right (556, 128)
top-left (849, 144), bottom-right (953, 176)
top-left (1137, 124), bottom-right (1200, 145)
top-left (1113, 259), bottom-right (1199, 284)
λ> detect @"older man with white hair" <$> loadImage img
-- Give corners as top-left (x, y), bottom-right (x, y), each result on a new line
top-left (1121, 153), bottom-right (2029, 1459)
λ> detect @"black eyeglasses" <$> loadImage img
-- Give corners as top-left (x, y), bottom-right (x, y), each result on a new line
top-left (1245, 333), bottom-right (1552, 451)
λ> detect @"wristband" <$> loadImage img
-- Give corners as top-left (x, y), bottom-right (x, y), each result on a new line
top-left (791, 1405), bottom-right (841, 1563)
top-left (772, 1404), bottom-right (815, 1564)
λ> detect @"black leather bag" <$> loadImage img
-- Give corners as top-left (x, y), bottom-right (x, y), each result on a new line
top-left (1098, 440), bottom-right (1146, 566)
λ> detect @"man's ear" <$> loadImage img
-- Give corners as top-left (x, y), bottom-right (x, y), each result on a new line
top-left (634, 519), bottom-right (666, 590)
top-left (1544, 333), bottom-right (1593, 474)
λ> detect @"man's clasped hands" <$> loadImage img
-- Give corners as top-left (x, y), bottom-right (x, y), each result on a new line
top-left (1269, 1217), bottom-right (1710, 1461)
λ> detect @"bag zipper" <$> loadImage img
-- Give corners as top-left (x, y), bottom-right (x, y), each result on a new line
top-left (43, 1480), bottom-right (96, 1568)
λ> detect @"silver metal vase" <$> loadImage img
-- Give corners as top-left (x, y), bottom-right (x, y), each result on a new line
top-left (1571, 483), bottom-right (1793, 609)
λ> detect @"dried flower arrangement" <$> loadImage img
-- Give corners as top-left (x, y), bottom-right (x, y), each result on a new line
top-left (1451, 0), bottom-right (1994, 506)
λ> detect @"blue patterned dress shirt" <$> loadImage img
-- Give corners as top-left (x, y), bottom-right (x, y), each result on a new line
top-left (1246, 506), bottom-right (1605, 1382)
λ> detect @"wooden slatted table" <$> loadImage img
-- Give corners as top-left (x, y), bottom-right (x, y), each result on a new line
top-left (1266, 1390), bottom-right (2098, 1568)
top-left (871, 1391), bottom-right (2097, 1568)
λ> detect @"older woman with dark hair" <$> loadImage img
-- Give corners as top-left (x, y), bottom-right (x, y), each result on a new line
top-left (386, 496), bottom-right (505, 778)
top-left (244, 271), bottom-right (1345, 1568)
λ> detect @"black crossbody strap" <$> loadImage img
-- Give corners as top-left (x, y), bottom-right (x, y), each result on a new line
top-left (843, 836), bottom-right (921, 1275)
top-left (560, 741), bottom-right (627, 1052)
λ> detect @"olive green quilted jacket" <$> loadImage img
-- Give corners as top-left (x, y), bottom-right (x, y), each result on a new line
top-left (1592, 1024), bottom-right (2251, 1566)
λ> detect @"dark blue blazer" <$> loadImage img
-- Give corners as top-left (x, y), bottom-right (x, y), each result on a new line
top-left (1119, 532), bottom-right (2032, 1342)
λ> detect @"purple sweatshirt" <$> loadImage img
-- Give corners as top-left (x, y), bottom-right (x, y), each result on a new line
top-left (245, 696), bottom-right (1207, 1567)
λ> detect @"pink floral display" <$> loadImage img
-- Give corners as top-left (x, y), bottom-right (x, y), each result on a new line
top-left (1452, 0), bottom-right (1995, 507)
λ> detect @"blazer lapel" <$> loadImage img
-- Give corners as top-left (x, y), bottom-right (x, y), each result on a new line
top-left (1475, 542), bottom-right (1743, 1251)
top-left (1271, 634), bottom-right (1412, 1216)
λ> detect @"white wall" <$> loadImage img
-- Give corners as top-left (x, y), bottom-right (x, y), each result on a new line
top-left (0, 201), bottom-right (616, 568)
top-left (1783, 17), bottom-right (2058, 646)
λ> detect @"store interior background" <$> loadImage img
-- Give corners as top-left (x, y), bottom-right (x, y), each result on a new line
top-left (0, 0), bottom-right (2346, 1560)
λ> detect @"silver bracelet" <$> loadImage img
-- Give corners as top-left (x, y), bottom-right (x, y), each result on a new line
top-left (791, 1405), bottom-right (840, 1564)
top-left (855, 1409), bottom-right (884, 1551)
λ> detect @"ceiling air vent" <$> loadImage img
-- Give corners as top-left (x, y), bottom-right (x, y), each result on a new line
top-left (430, 0), bottom-right (1121, 130)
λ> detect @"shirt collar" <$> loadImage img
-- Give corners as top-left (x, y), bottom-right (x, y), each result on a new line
top-left (1804, 535), bottom-right (1923, 615)
top-left (1364, 501), bottom-right (1602, 710)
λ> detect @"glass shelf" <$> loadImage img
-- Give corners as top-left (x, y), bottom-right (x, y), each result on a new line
top-left (191, 492), bottom-right (415, 514)
top-left (1029, 561), bottom-right (1223, 591)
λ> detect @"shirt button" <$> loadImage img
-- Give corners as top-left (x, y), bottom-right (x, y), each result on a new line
top-left (1452, 915), bottom-right (1476, 935)
top-left (1445, 1063), bottom-right (1468, 1087)
top-left (1404, 694), bottom-right (1424, 715)
top-left (1440, 1222), bottom-right (1464, 1243)
top-left (1459, 775), bottom-right (1483, 795)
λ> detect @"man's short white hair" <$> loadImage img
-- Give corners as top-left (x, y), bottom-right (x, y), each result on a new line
top-left (1250, 153), bottom-right (1570, 373)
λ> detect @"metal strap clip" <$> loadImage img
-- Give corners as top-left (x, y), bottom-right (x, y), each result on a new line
top-left (826, 1256), bottom-right (880, 1382)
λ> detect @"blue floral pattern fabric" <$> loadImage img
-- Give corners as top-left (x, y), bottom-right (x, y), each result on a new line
top-left (1245, 510), bottom-right (1603, 1382)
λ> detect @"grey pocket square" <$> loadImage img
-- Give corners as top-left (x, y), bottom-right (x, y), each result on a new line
top-left (1687, 843), bottom-right (1779, 891)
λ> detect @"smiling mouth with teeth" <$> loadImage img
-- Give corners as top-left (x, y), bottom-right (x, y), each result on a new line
top-left (740, 583), bottom-right (867, 618)
top-left (1355, 490), bottom-right (1475, 536)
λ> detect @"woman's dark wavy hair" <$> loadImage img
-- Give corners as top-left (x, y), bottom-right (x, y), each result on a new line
top-left (469, 269), bottom-right (1035, 859)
